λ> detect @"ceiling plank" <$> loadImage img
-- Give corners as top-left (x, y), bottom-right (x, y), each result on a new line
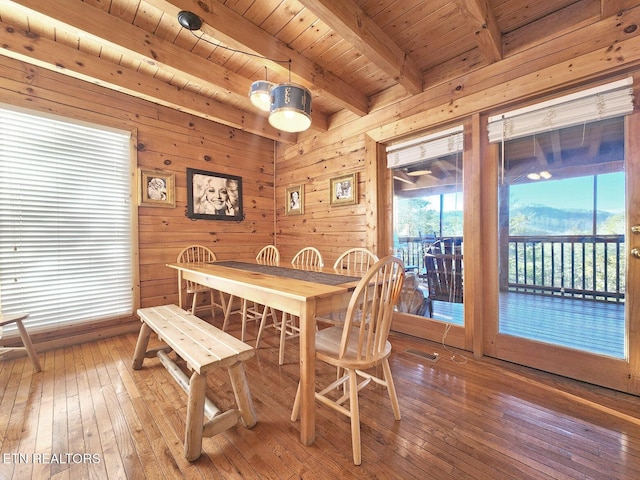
top-left (601, 0), bottom-right (639, 18)
top-left (0, 19), bottom-right (297, 143)
top-left (6, 0), bottom-right (329, 132)
top-left (148, 0), bottom-right (369, 116)
top-left (299, 0), bottom-right (423, 95)
top-left (453, 0), bottom-right (502, 63)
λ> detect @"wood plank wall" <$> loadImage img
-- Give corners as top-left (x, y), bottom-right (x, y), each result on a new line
top-left (273, 4), bottom-right (640, 351)
top-left (4, 3), bottom-right (640, 354)
top-left (275, 135), bottom-right (368, 265)
top-left (0, 55), bottom-right (275, 344)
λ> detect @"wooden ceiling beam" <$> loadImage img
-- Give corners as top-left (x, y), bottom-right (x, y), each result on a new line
top-left (453, 0), bottom-right (502, 63)
top-left (149, 0), bottom-right (369, 116)
top-left (0, 19), bottom-right (297, 143)
top-left (6, 0), bottom-right (328, 133)
top-left (300, 0), bottom-right (423, 95)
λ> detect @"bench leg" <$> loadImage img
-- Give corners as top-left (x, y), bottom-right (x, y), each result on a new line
top-left (184, 371), bottom-right (206, 461)
top-left (132, 323), bottom-right (152, 370)
top-left (15, 319), bottom-right (41, 373)
top-left (228, 361), bottom-right (257, 428)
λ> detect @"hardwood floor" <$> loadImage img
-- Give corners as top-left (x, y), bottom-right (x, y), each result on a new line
top-left (1, 316), bottom-right (640, 479)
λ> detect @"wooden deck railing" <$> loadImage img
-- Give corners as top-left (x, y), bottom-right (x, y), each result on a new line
top-left (507, 234), bottom-right (625, 302)
top-left (395, 234), bottom-right (626, 303)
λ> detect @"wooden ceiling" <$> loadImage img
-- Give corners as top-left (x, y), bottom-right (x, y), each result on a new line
top-left (0, 1), bottom-right (634, 143)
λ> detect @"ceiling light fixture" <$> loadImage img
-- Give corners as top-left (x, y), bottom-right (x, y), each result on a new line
top-left (406, 167), bottom-right (432, 176)
top-left (527, 170), bottom-right (552, 180)
top-left (177, 11), bottom-right (312, 133)
top-left (249, 77), bottom-right (275, 112)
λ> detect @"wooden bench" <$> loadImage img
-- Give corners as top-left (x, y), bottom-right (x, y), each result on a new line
top-left (132, 304), bottom-right (257, 461)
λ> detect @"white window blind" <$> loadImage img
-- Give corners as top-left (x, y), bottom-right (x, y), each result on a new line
top-left (0, 106), bottom-right (134, 336)
top-left (386, 125), bottom-right (464, 169)
top-left (488, 77), bottom-right (634, 143)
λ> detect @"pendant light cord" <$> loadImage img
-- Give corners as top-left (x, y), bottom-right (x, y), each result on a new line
top-left (186, 29), bottom-right (291, 65)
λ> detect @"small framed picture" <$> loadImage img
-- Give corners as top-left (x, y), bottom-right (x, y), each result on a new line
top-left (138, 169), bottom-right (175, 208)
top-left (329, 173), bottom-right (357, 206)
top-left (186, 168), bottom-right (243, 221)
top-left (286, 184), bottom-right (304, 215)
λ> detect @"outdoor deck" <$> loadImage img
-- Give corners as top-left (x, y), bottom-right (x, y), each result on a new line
top-left (426, 292), bottom-right (625, 359)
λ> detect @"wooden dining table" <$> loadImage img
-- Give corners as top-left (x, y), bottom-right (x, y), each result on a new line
top-left (167, 259), bottom-right (361, 446)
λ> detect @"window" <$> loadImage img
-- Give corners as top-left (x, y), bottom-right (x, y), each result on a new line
top-left (388, 125), bottom-right (464, 323)
top-left (0, 106), bottom-right (135, 336)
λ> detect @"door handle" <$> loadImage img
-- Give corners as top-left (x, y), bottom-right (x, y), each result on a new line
top-left (632, 248), bottom-right (640, 259)
top-left (632, 226), bottom-right (640, 235)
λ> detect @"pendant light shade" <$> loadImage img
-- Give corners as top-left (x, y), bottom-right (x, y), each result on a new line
top-left (268, 83), bottom-right (312, 133)
top-left (249, 80), bottom-right (275, 112)
top-left (176, 11), bottom-right (313, 133)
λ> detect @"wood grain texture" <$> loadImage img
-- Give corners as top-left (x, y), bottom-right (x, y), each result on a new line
top-left (1, 326), bottom-right (640, 478)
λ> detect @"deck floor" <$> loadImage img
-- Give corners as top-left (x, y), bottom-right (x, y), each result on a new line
top-left (425, 291), bottom-right (625, 359)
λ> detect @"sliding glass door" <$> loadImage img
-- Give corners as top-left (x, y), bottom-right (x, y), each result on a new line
top-left (484, 79), bottom-right (640, 392)
top-left (497, 118), bottom-right (625, 357)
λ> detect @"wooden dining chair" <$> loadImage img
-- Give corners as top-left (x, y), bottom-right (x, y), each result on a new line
top-left (291, 256), bottom-right (405, 465)
top-left (223, 245), bottom-right (280, 342)
top-left (177, 245), bottom-right (227, 320)
top-left (258, 247), bottom-right (324, 365)
top-left (0, 312), bottom-right (42, 372)
top-left (317, 248), bottom-right (379, 327)
top-left (291, 246), bottom-right (324, 269)
top-left (333, 247), bottom-right (379, 274)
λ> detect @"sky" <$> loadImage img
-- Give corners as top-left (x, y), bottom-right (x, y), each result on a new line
top-left (417, 172), bottom-right (625, 213)
top-left (509, 172), bottom-right (625, 213)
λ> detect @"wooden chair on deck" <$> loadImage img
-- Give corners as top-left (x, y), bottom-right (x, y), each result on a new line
top-left (224, 245), bottom-right (280, 342)
top-left (177, 245), bottom-right (227, 320)
top-left (423, 239), bottom-right (463, 317)
top-left (291, 256), bottom-right (405, 465)
top-left (256, 247), bottom-right (324, 365)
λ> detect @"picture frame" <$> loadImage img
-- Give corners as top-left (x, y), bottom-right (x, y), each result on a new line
top-left (186, 168), bottom-right (243, 221)
top-left (138, 168), bottom-right (175, 208)
top-left (329, 173), bottom-right (357, 206)
top-left (285, 184), bottom-right (304, 215)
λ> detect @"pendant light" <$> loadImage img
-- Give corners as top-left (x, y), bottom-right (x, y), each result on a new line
top-left (178, 11), bottom-right (312, 133)
top-left (249, 67), bottom-right (274, 112)
top-left (249, 80), bottom-right (275, 112)
top-left (269, 82), bottom-right (312, 133)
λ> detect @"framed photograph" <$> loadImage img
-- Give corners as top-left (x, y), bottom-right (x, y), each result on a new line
top-left (186, 168), bottom-right (243, 221)
top-left (286, 184), bottom-right (304, 215)
top-left (138, 169), bottom-right (175, 208)
top-left (329, 173), bottom-right (357, 206)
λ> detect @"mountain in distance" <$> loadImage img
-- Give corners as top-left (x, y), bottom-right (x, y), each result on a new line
top-left (510, 205), bottom-right (624, 235)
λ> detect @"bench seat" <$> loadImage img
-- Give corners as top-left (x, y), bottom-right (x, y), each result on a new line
top-left (132, 304), bottom-right (257, 461)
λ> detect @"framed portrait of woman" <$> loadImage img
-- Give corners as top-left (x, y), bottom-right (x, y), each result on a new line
top-left (138, 168), bottom-right (175, 208)
top-left (285, 184), bottom-right (304, 215)
top-left (329, 173), bottom-right (357, 206)
top-left (186, 168), bottom-right (243, 221)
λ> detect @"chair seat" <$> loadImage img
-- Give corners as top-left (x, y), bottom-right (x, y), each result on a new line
top-left (315, 325), bottom-right (392, 370)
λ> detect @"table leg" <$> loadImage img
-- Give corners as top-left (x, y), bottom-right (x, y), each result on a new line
top-left (184, 371), bottom-right (206, 461)
top-left (299, 300), bottom-right (316, 446)
top-left (228, 361), bottom-right (257, 428)
top-left (132, 323), bottom-right (152, 370)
